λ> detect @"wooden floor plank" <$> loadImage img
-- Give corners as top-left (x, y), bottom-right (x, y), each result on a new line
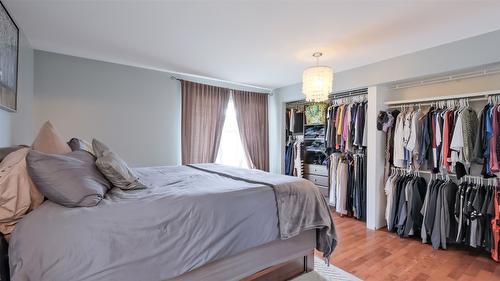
top-left (314, 212), bottom-right (500, 281)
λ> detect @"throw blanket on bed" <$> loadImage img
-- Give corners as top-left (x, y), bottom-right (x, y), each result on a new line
top-left (189, 164), bottom-right (337, 259)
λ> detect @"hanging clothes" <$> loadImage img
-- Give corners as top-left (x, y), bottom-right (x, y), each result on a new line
top-left (293, 139), bottom-right (304, 177)
top-left (491, 185), bottom-right (500, 262)
top-left (362, 102), bottom-right (368, 147)
top-left (378, 110), bottom-right (398, 182)
top-left (382, 96), bottom-right (500, 262)
top-left (326, 101), bottom-right (367, 153)
top-left (293, 111), bottom-right (304, 133)
top-left (385, 170), bottom-right (427, 236)
top-left (326, 106), bottom-right (337, 149)
top-left (330, 152), bottom-right (367, 220)
top-left (385, 172), bottom-right (498, 256)
top-left (336, 155), bottom-right (349, 215)
top-left (325, 97), bottom-right (368, 221)
top-left (384, 102), bottom-right (479, 176)
top-left (284, 141), bottom-right (293, 175)
top-left (353, 152), bottom-right (367, 220)
top-left (284, 137), bottom-right (303, 177)
top-left (328, 153), bottom-right (341, 207)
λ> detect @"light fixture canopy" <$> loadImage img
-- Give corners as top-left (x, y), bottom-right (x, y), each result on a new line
top-left (302, 52), bottom-right (333, 102)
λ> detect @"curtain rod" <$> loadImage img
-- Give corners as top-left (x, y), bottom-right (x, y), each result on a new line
top-left (170, 76), bottom-right (273, 96)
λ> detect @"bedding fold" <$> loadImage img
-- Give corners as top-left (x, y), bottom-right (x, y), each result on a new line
top-left (189, 163), bottom-right (337, 259)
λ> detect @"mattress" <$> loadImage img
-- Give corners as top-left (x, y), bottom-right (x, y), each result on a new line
top-left (9, 165), bottom-right (280, 281)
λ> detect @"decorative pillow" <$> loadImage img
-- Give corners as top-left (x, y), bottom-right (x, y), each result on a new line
top-left (68, 138), bottom-right (94, 155)
top-left (92, 138), bottom-right (109, 158)
top-left (0, 148), bottom-right (44, 236)
top-left (32, 121), bottom-right (71, 154)
top-left (27, 150), bottom-right (111, 207)
top-left (92, 139), bottom-right (147, 190)
top-left (0, 145), bottom-right (28, 162)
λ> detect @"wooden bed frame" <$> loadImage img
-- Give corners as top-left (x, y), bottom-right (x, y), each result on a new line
top-left (243, 251), bottom-right (314, 281)
top-left (170, 229), bottom-right (316, 281)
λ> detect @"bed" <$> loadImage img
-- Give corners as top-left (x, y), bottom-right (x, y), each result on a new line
top-left (1, 147), bottom-right (336, 281)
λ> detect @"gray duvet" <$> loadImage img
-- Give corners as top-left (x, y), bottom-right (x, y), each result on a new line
top-left (9, 165), bottom-right (335, 281)
top-left (189, 164), bottom-right (337, 259)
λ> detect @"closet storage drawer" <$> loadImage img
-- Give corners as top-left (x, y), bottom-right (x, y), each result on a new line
top-left (304, 164), bottom-right (328, 176)
top-left (304, 174), bottom-right (329, 187)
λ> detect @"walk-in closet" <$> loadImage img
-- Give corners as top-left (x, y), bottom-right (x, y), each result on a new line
top-left (280, 65), bottom-right (500, 263)
top-left (284, 89), bottom-right (369, 222)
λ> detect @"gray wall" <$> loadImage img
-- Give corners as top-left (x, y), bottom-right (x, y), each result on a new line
top-left (0, 31), bottom-right (34, 147)
top-left (33, 51), bottom-right (268, 167)
top-left (274, 29), bottom-right (500, 100)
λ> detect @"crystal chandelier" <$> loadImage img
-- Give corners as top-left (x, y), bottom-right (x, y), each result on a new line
top-left (302, 52), bottom-right (333, 102)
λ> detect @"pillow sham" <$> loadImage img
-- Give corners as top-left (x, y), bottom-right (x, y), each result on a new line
top-left (27, 150), bottom-right (110, 207)
top-left (92, 139), bottom-right (147, 190)
top-left (68, 137), bottom-right (94, 155)
top-left (32, 121), bottom-right (71, 154)
top-left (0, 148), bottom-right (44, 236)
top-left (0, 145), bottom-right (28, 163)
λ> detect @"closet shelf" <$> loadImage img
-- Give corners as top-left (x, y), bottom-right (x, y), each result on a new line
top-left (305, 148), bottom-right (326, 152)
top-left (304, 138), bottom-right (325, 141)
top-left (385, 89), bottom-right (500, 106)
top-left (304, 123), bottom-right (325, 127)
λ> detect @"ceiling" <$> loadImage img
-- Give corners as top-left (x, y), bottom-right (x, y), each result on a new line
top-left (4, 0), bottom-right (500, 89)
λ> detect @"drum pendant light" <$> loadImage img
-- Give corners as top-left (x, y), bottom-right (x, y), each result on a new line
top-left (302, 52), bottom-right (333, 102)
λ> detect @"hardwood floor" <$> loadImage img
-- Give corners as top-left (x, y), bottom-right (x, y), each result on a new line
top-left (316, 212), bottom-right (500, 281)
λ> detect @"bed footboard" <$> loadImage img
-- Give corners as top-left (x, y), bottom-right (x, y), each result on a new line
top-left (242, 250), bottom-right (314, 281)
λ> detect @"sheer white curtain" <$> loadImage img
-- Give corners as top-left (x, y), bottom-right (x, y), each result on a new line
top-left (216, 94), bottom-right (249, 169)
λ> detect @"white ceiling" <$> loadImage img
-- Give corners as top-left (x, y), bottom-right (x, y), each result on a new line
top-left (4, 0), bottom-right (500, 89)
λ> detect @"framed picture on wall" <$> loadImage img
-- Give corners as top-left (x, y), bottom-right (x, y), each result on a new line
top-left (0, 0), bottom-right (18, 112)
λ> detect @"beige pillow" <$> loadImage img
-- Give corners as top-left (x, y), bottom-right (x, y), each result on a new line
top-left (0, 148), bottom-right (44, 237)
top-left (32, 121), bottom-right (71, 154)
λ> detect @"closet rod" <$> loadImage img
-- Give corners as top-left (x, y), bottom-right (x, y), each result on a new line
top-left (329, 89), bottom-right (367, 100)
top-left (385, 89), bottom-right (500, 108)
top-left (286, 90), bottom-right (368, 109)
top-left (386, 97), bottom-right (487, 109)
top-left (391, 67), bottom-right (500, 90)
top-left (286, 100), bottom-right (307, 109)
top-left (391, 167), bottom-right (492, 182)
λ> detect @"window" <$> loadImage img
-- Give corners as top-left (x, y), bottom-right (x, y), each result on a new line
top-left (216, 94), bottom-right (249, 169)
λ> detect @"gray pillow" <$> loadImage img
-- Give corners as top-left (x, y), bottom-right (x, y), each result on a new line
top-left (67, 138), bottom-right (94, 155)
top-left (27, 150), bottom-right (110, 207)
top-left (92, 139), bottom-right (147, 190)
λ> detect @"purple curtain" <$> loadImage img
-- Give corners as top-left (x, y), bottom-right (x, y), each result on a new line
top-left (181, 80), bottom-right (230, 165)
top-left (232, 90), bottom-right (269, 171)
